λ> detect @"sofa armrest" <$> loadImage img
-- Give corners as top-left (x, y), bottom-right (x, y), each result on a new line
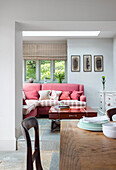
top-left (80, 95), bottom-right (86, 102)
top-left (23, 105), bottom-right (35, 115)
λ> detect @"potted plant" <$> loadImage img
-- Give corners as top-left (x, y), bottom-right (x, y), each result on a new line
top-left (55, 71), bottom-right (64, 83)
top-left (58, 73), bottom-right (64, 83)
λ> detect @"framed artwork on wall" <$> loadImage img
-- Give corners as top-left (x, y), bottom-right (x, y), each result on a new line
top-left (83, 55), bottom-right (92, 72)
top-left (94, 55), bottom-right (103, 72)
top-left (71, 55), bottom-right (80, 72)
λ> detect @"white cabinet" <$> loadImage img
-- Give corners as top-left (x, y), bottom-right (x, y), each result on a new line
top-left (99, 91), bottom-right (116, 114)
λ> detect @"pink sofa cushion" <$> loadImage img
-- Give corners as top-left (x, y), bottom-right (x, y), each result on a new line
top-left (42, 83), bottom-right (84, 93)
top-left (60, 91), bottom-right (71, 100)
top-left (25, 90), bottom-right (39, 100)
top-left (80, 95), bottom-right (86, 102)
top-left (23, 83), bottom-right (41, 92)
top-left (71, 91), bottom-right (83, 100)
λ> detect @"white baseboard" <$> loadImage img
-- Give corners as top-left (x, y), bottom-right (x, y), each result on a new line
top-left (0, 139), bottom-right (16, 151)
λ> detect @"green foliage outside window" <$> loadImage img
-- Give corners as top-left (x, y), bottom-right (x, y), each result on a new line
top-left (55, 61), bottom-right (65, 80)
top-left (26, 60), bottom-right (36, 80)
top-left (41, 61), bottom-right (51, 80)
top-left (26, 60), bottom-right (65, 81)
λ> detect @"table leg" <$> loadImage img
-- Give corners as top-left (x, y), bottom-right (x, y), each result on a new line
top-left (51, 120), bottom-right (60, 131)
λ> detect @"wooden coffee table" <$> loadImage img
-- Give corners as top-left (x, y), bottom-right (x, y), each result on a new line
top-left (49, 106), bottom-right (97, 131)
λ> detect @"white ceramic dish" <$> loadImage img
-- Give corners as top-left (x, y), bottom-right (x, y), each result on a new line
top-left (78, 122), bottom-right (102, 131)
top-left (112, 114), bottom-right (116, 121)
top-left (102, 122), bottom-right (116, 138)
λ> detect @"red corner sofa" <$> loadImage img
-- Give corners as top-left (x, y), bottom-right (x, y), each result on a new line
top-left (23, 83), bottom-right (86, 119)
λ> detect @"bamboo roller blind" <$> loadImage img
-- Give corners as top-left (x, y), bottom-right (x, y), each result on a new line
top-left (23, 42), bottom-right (67, 60)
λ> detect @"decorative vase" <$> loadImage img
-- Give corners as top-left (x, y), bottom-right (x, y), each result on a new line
top-left (44, 77), bottom-right (47, 84)
top-left (103, 82), bottom-right (105, 90)
top-left (59, 78), bottom-right (62, 83)
top-left (102, 76), bottom-right (106, 91)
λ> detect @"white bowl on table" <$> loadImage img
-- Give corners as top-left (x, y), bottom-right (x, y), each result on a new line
top-left (102, 122), bottom-right (116, 138)
top-left (112, 114), bottom-right (116, 121)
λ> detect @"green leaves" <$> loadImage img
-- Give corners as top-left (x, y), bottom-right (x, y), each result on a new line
top-left (26, 60), bottom-right (36, 80)
top-left (26, 60), bottom-right (65, 81)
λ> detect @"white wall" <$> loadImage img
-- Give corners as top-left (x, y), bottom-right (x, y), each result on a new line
top-left (0, 20), bottom-right (16, 150)
top-left (67, 39), bottom-right (113, 108)
top-left (15, 23), bottom-right (23, 138)
top-left (1, 0), bottom-right (116, 151)
top-left (113, 37), bottom-right (116, 90)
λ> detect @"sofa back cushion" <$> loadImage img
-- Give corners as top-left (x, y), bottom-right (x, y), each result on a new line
top-left (25, 90), bottom-right (39, 100)
top-left (23, 83), bottom-right (41, 92)
top-left (42, 83), bottom-right (84, 94)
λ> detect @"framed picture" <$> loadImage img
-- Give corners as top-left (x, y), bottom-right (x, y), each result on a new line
top-left (94, 55), bottom-right (103, 72)
top-left (71, 55), bottom-right (80, 72)
top-left (83, 55), bottom-right (92, 72)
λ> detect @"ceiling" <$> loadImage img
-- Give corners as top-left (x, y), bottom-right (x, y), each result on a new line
top-left (22, 21), bottom-right (116, 42)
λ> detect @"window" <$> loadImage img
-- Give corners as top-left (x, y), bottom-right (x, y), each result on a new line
top-left (24, 60), bottom-right (67, 82)
top-left (23, 42), bottom-right (67, 82)
top-left (26, 60), bottom-right (36, 80)
top-left (55, 61), bottom-right (65, 80)
top-left (41, 60), bottom-right (51, 80)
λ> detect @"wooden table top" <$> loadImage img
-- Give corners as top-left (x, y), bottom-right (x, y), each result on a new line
top-left (60, 120), bottom-right (116, 170)
top-left (49, 106), bottom-right (97, 114)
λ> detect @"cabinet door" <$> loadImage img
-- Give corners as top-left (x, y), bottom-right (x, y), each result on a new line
top-left (113, 94), bottom-right (116, 104)
top-left (106, 94), bottom-right (113, 104)
top-left (99, 93), bottom-right (104, 99)
top-left (105, 93), bottom-right (113, 111)
top-left (99, 92), bottom-right (105, 112)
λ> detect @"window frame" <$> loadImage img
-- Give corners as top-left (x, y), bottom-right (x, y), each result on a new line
top-left (23, 59), bottom-right (67, 83)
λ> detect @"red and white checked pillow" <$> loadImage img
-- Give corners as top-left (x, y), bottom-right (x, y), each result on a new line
top-left (51, 90), bottom-right (62, 100)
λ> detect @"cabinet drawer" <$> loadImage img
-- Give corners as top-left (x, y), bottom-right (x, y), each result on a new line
top-left (60, 113), bottom-right (84, 119)
top-left (106, 94), bottom-right (113, 102)
top-left (86, 113), bottom-right (97, 117)
top-left (105, 94), bottom-right (113, 107)
top-left (105, 102), bottom-right (112, 107)
top-left (49, 114), bottom-right (59, 119)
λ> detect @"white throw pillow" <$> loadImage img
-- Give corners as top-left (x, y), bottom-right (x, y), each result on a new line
top-left (39, 90), bottom-right (51, 100)
top-left (51, 90), bottom-right (62, 100)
